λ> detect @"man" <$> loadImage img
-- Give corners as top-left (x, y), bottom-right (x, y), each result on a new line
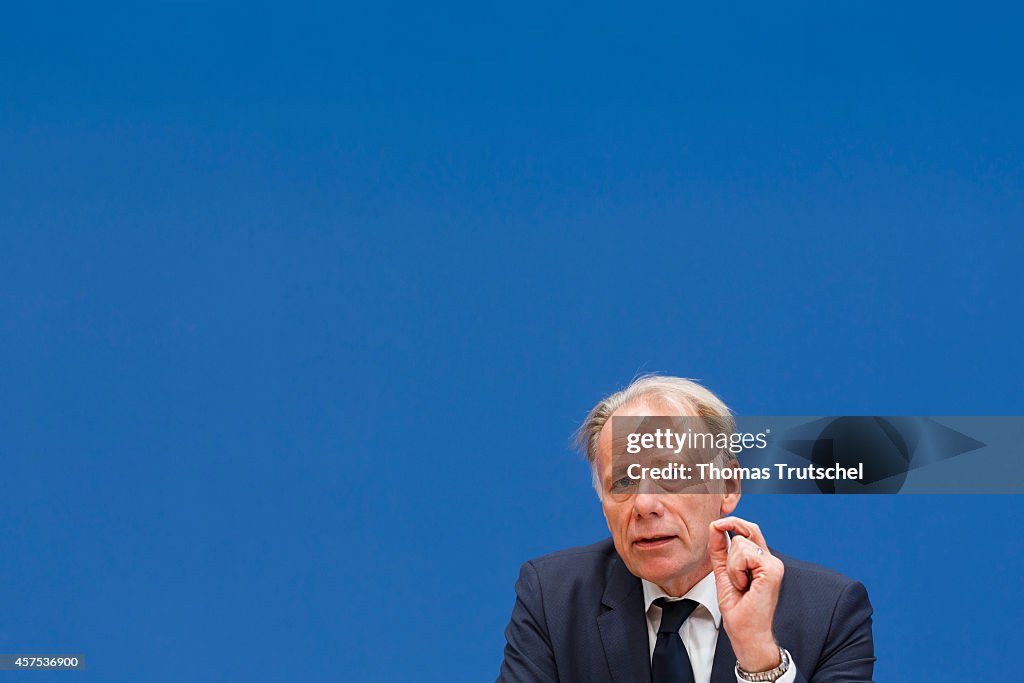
top-left (497, 376), bottom-right (874, 682)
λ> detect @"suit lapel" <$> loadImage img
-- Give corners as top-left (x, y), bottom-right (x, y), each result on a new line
top-left (597, 554), bottom-right (651, 683)
top-left (710, 625), bottom-right (737, 683)
top-left (595, 553), bottom-right (742, 683)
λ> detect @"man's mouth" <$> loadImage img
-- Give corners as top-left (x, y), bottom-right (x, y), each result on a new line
top-left (634, 535), bottom-right (677, 548)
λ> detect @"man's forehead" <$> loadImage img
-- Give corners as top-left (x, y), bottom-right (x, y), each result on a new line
top-left (597, 399), bottom-right (697, 452)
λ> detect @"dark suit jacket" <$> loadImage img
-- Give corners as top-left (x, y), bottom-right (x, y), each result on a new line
top-left (498, 539), bottom-right (874, 683)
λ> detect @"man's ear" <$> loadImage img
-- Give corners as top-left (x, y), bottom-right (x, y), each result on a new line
top-left (720, 486), bottom-right (741, 516)
top-left (718, 456), bottom-right (741, 515)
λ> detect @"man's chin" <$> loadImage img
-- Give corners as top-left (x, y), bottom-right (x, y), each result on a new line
top-left (629, 557), bottom-right (686, 584)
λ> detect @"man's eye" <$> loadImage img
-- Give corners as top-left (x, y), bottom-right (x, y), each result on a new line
top-left (611, 476), bottom-right (633, 491)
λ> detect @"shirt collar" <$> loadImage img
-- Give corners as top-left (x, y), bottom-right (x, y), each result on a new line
top-left (641, 571), bottom-right (721, 628)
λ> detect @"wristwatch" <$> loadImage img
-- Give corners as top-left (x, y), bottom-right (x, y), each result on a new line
top-left (735, 647), bottom-right (791, 682)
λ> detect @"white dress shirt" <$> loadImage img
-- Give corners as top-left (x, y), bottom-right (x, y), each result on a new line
top-left (642, 572), bottom-right (797, 683)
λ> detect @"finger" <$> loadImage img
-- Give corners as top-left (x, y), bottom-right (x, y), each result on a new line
top-left (726, 535), bottom-right (764, 591)
top-left (728, 536), bottom-right (784, 593)
top-left (711, 516), bottom-right (767, 548)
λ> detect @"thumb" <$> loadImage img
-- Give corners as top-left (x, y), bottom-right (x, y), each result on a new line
top-left (708, 520), bottom-right (730, 572)
top-left (709, 526), bottom-right (740, 607)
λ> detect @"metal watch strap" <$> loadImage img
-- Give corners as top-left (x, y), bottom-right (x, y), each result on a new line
top-left (735, 647), bottom-right (790, 682)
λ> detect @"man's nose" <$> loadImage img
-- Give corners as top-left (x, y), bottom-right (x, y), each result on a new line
top-left (632, 491), bottom-right (664, 518)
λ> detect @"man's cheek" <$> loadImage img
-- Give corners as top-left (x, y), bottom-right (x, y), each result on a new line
top-left (683, 518), bottom-right (707, 545)
top-left (602, 505), bottom-right (623, 538)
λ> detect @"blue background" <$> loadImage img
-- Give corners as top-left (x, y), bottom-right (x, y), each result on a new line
top-left (2, 1), bottom-right (1022, 680)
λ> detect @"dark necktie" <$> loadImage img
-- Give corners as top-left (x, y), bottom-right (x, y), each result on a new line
top-left (651, 597), bottom-right (698, 683)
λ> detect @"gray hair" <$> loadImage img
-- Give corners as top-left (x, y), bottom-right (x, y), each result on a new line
top-left (574, 375), bottom-right (735, 496)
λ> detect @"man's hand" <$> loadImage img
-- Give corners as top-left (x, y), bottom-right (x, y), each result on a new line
top-left (709, 516), bottom-right (785, 673)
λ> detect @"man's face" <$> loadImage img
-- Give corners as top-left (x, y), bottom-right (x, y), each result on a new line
top-left (596, 401), bottom-right (740, 593)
